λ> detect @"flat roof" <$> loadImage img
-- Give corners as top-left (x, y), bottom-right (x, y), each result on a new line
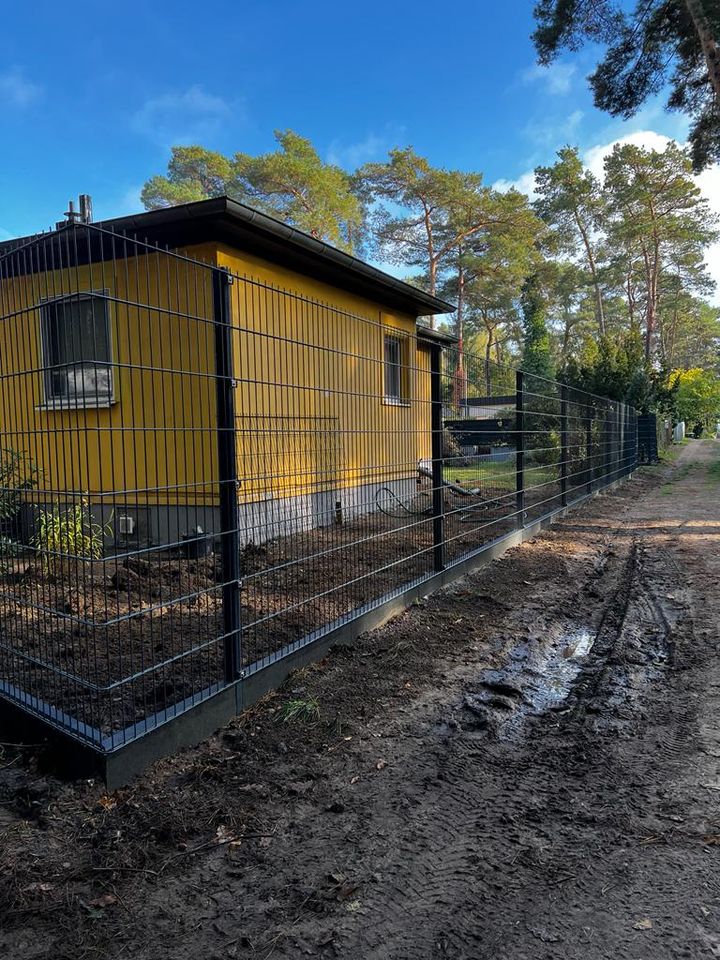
top-left (0, 196), bottom-right (455, 318)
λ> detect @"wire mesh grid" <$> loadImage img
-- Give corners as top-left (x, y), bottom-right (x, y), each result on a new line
top-left (0, 221), bottom-right (638, 753)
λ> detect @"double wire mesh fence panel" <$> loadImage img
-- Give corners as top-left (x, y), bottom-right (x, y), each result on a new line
top-left (0, 226), bottom-right (227, 748)
top-left (0, 223), bottom-right (638, 755)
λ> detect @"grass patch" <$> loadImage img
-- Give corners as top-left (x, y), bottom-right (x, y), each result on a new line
top-left (445, 459), bottom-right (558, 492)
top-left (707, 459), bottom-right (720, 484)
top-left (277, 696), bottom-right (321, 724)
top-left (660, 440), bottom-right (692, 462)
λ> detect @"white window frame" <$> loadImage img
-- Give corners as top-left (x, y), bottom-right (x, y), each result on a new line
top-left (383, 333), bottom-right (410, 406)
top-left (38, 289), bottom-right (115, 410)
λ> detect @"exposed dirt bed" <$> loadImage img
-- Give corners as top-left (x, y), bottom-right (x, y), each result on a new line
top-left (2, 442), bottom-right (717, 959)
top-left (0, 482), bottom-right (527, 735)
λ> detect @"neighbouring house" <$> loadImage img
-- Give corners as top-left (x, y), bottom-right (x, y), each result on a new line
top-left (445, 395), bottom-right (517, 457)
top-left (0, 196), bottom-right (454, 550)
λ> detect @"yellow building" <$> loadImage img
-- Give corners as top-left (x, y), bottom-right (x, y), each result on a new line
top-left (0, 197), bottom-right (454, 550)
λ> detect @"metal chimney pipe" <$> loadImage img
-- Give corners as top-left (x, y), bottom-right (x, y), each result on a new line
top-left (79, 194), bottom-right (93, 224)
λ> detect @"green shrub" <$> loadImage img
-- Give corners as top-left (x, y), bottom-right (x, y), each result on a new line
top-left (277, 696), bottom-right (321, 724)
top-left (0, 448), bottom-right (39, 571)
top-left (34, 497), bottom-right (113, 572)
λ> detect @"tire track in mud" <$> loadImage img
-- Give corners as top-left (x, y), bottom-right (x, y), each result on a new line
top-left (333, 445), bottom-right (720, 960)
top-left (3, 445), bottom-right (719, 960)
top-left (329, 521), bottom-right (643, 958)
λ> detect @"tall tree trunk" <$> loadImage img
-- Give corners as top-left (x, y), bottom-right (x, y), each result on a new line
top-left (573, 210), bottom-right (606, 335)
top-left (625, 257), bottom-right (637, 327)
top-left (644, 241), bottom-right (661, 360)
top-left (456, 254), bottom-right (465, 343)
top-left (483, 314), bottom-right (493, 394)
top-left (561, 306), bottom-right (572, 359)
top-left (685, 0), bottom-right (720, 101)
top-left (424, 202), bottom-right (437, 329)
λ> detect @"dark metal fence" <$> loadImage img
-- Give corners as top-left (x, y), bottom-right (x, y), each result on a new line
top-left (0, 223), bottom-right (638, 764)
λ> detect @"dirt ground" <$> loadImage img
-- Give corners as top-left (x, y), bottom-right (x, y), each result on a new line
top-left (1, 439), bottom-right (719, 959)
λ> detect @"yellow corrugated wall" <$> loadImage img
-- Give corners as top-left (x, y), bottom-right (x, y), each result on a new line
top-left (216, 245), bottom-right (432, 505)
top-left (0, 239), bottom-right (433, 516)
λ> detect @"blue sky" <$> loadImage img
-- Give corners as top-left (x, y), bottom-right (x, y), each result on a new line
top-left (1, 0), bottom-right (718, 295)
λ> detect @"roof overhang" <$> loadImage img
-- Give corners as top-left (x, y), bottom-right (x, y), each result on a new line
top-left (416, 325), bottom-right (458, 347)
top-left (0, 197), bottom-right (455, 319)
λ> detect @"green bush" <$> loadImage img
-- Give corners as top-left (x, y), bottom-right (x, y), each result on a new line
top-left (0, 448), bottom-right (39, 571)
top-left (34, 497), bottom-right (113, 572)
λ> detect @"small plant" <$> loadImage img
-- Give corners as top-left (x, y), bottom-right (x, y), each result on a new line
top-left (0, 448), bottom-right (39, 572)
top-left (277, 696), bottom-right (321, 724)
top-left (707, 460), bottom-right (720, 484)
top-left (34, 497), bottom-right (113, 572)
top-left (0, 448), bottom-right (39, 519)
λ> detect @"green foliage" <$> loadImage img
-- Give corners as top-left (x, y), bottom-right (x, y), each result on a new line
top-left (603, 140), bottom-right (718, 358)
top-left (358, 147), bottom-right (487, 296)
top-left (140, 146), bottom-right (234, 208)
top-left (0, 448), bottom-right (39, 571)
top-left (358, 148), bottom-right (544, 311)
top-left (233, 131), bottom-right (364, 250)
top-left (534, 146), bottom-right (607, 334)
top-left (0, 448), bottom-right (39, 523)
top-left (532, 0), bottom-right (720, 171)
top-left (142, 131), bottom-right (364, 252)
top-left (139, 131), bottom-right (720, 410)
top-left (520, 274), bottom-right (556, 379)
top-left (561, 326), bottom-right (675, 413)
top-left (277, 696), bottom-right (321, 724)
top-left (669, 366), bottom-right (720, 427)
top-left (34, 497), bottom-right (112, 572)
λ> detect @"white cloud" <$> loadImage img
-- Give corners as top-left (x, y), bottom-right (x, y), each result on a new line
top-left (520, 61), bottom-right (577, 96)
top-left (496, 128), bottom-right (720, 305)
top-left (493, 169), bottom-right (539, 199)
top-left (523, 108), bottom-right (584, 148)
top-left (327, 126), bottom-right (407, 169)
top-left (132, 86), bottom-right (236, 146)
top-left (327, 133), bottom-right (387, 169)
top-left (581, 131), bottom-right (720, 305)
top-left (0, 68), bottom-right (41, 108)
top-left (582, 129), bottom-right (674, 180)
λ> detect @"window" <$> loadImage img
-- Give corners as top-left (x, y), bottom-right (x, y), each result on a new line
top-left (384, 334), bottom-right (407, 403)
top-left (40, 292), bottom-right (113, 406)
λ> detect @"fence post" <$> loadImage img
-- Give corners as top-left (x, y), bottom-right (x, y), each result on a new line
top-left (560, 383), bottom-right (568, 507)
top-left (585, 413), bottom-right (593, 494)
top-left (213, 267), bottom-right (242, 684)
top-left (515, 370), bottom-right (525, 528)
top-left (604, 399), bottom-right (612, 485)
top-left (430, 343), bottom-right (445, 572)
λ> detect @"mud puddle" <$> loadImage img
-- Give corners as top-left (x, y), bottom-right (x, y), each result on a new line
top-left (450, 627), bottom-right (598, 738)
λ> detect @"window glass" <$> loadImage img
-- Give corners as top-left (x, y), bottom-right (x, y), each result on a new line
top-left (384, 335), bottom-right (402, 399)
top-left (42, 294), bottom-right (112, 402)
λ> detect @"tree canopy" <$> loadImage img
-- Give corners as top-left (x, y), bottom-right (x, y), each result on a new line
top-left (140, 131), bottom-right (719, 413)
top-left (669, 366), bottom-right (720, 425)
top-left (532, 0), bottom-right (720, 171)
top-left (141, 131), bottom-right (364, 252)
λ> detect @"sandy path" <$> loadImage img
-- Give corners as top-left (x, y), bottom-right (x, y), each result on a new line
top-left (2, 440), bottom-right (719, 959)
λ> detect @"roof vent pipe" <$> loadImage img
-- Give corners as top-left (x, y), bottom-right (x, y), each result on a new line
top-left (57, 195), bottom-right (93, 229)
top-left (79, 194), bottom-right (93, 224)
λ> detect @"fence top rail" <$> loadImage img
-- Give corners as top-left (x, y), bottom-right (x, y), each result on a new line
top-left (0, 218), bottom-right (635, 419)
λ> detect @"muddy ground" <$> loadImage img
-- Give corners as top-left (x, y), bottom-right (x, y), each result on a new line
top-left (1, 439), bottom-right (719, 959)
